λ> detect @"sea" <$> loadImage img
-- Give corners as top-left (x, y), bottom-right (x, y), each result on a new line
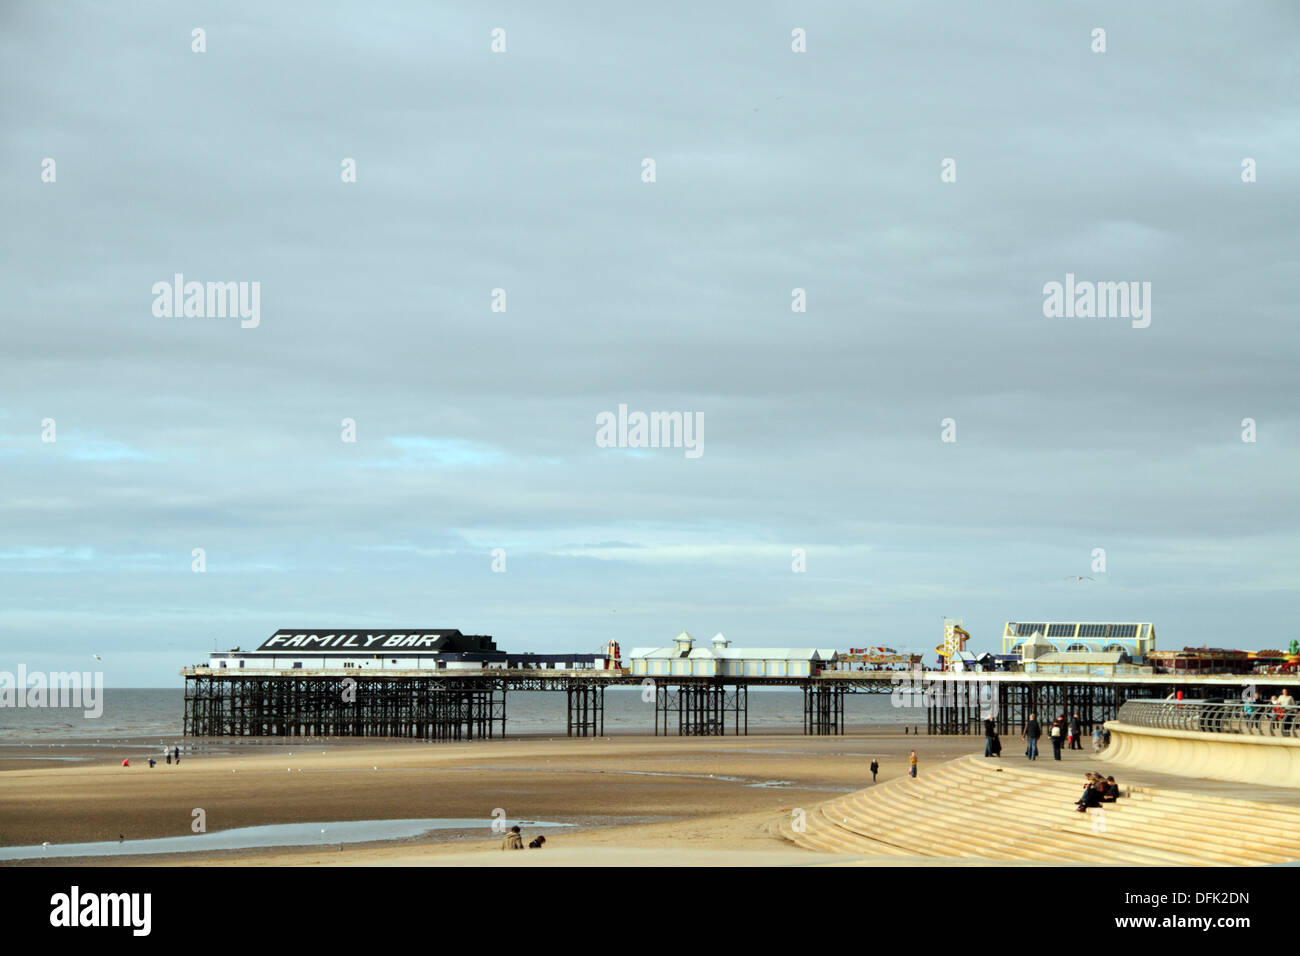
top-left (0, 687), bottom-right (918, 740)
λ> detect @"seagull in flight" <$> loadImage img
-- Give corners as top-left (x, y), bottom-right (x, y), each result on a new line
top-left (1064, 576), bottom-right (1095, 583)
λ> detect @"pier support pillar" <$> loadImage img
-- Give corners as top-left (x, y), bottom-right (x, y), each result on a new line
top-left (803, 682), bottom-right (844, 735)
top-left (182, 675), bottom-right (506, 741)
top-left (653, 681), bottom-right (748, 736)
top-left (566, 681), bottom-right (604, 737)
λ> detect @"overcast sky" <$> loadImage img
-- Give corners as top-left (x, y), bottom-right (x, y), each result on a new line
top-left (2, 2), bottom-right (1297, 685)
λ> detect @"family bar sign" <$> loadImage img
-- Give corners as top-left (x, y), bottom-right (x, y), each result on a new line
top-left (256, 631), bottom-right (459, 653)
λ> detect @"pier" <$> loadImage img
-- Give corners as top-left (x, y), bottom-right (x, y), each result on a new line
top-left (180, 665), bottom-right (1298, 742)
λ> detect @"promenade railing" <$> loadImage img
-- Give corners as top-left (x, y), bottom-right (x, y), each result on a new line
top-left (1116, 699), bottom-right (1300, 739)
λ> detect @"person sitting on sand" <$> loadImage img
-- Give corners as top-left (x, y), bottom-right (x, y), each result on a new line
top-left (528, 835), bottom-right (546, 849)
top-left (502, 825), bottom-right (524, 850)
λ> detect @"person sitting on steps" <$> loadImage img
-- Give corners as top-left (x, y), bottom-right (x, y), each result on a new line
top-left (1076, 776), bottom-right (1104, 812)
top-left (1101, 775), bottom-right (1120, 802)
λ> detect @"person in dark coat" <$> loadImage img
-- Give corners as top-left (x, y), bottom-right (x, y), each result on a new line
top-left (1049, 719), bottom-right (1064, 760)
top-left (1071, 780), bottom-right (1102, 811)
top-left (1023, 713), bottom-right (1041, 760)
top-left (1069, 714), bottom-right (1082, 750)
top-left (1101, 776), bottom-right (1119, 802)
top-left (983, 716), bottom-right (997, 757)
top-left (870, 759), bottom-right (879, 782)
top-left (991, 734), bottom-right (1002, 757)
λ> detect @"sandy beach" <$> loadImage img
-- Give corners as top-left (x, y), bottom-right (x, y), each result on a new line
top-left (0, 732), bottom-right (983, 865)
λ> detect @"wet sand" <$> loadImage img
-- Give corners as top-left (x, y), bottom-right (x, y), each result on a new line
top-left (0, 732), bottom-right (983, 865)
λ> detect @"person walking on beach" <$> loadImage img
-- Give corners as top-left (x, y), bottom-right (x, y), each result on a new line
top-left (1049, 720), bottom-right (1063, 760)
top-left (1092, 726), bottom-right (1102, 751)
top-left (983, 715), bottom-right (997, 757)
top-left (502, 825), bottom-right (524, 850)
top-left (908, 750), bottom-right (918, 777)
top-left (1069, 713), bottom-right (1082, 750)
top-left (165, 750), bottom-right (171, 766)
top-left (870, 758), bottom-right (879, 783)
top-left (173, 746), bottom-right (180, 766)
top-left (1023, 713), bottom-right (1041, 760)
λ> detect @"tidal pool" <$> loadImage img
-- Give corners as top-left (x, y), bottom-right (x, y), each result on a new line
top-left (0, 817), bottom-right (572, 861)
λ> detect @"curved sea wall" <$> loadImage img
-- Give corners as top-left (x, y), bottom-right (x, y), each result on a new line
top-left (1104, 720), bottom-right (1300, 788)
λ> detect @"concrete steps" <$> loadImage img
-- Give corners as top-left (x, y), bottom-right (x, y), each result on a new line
top-left (970, 781), bottom-right (1300, 862)
top-left (775, 806), bottom-right (906, 855)
top-left (778, 755), bottom-right (1300, 865)
top-left (915, 765), bottom-right (1296, 854)
top-left (888, 768), bottom-right (1278, 865)
top-left (844, 776), bottom-right (1209, 865)
top-left (970, 764), bottom-right (1300, 855)
top-left (854, 775), bottom-right (1213, 865)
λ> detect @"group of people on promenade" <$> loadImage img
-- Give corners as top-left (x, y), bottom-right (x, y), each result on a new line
top-left (1241, 688), bottom-right (1295, 733)
top-left (1017, 712), bottom-right (1108, 760)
